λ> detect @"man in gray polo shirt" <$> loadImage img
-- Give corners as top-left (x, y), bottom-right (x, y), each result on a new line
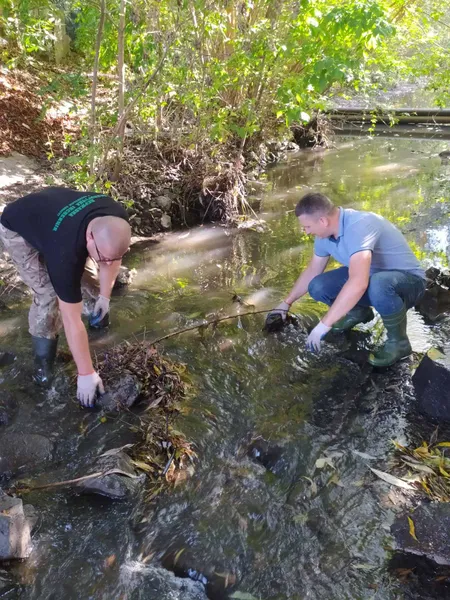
top-left (267, 192), bottom-right (426, 367)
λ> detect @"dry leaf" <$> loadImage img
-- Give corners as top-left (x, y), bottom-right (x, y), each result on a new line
top-left (104, 554), bottom-right (116, 568)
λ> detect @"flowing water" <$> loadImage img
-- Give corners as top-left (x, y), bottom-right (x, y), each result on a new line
top-left (1, 136), bottom-right (450, 600)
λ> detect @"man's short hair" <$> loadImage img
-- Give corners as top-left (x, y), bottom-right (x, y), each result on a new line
top-left (295, 193), bottom-right (335, 217)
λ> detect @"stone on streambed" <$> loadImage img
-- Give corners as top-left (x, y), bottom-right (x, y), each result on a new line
top-left (412, 355), bottom-right (450, 422)
top-left (417, 267), bottom-right (450, 322)
top-left (0, 493), bottom-right (33, 560)
top-left (97, 373), bottom-right (141, 412)
top-left (75, 449), bottom-right (143, 500)
top-left (0, 433), bottom-right (54, 477)
top-left (391, 503), bottom-right (450, 566)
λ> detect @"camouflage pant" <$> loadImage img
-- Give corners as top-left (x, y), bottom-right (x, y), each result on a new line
top-left (0, 223), bottom-right (99, 340)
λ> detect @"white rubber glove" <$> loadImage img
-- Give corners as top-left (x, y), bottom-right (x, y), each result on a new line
top-left (268, 301), bottom-right (291, 321)
top-left (77, 371), bottom-right (105, 408)
top-left (93, 295), bottom-right (110, 321)
top-left (306, 321), bottom-right (331, 352)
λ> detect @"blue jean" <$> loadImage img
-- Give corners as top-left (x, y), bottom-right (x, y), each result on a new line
top-left (308, 267), bottom-right (426, 317)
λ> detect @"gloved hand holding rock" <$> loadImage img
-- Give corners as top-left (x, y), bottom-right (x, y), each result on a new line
top-left (77, 371), bottom-right (104, 408)
top-left (267, 300), bottom-right (291, 321)
top-left (306, 321), bottom-right (331, 352)
top-left (89, 295), bottom-right (110, 329)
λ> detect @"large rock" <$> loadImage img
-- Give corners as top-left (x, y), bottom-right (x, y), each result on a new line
top-left (412, 355), bottom-right (450, 421)
top-left (75, 449), bottom-right (143, 500)
top-left (391, 503), bottom-right (450, 565)
top-left (0, 494), bottom-right (32, 560)
top-left (0, 433), bottom-right (54, 476)
top-left (97, 374), bottom-right (141, 412)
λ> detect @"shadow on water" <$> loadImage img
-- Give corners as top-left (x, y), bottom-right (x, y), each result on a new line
top-left (1, 136), bottom-right (450, 599)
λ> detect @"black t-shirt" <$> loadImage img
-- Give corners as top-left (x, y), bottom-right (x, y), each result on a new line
top-left (1, 187), bottom-right (128, 303)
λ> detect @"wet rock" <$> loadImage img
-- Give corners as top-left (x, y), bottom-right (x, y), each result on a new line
top-left (418, 285), bottom-right (450, 321)
top-left (418, 268), bottom-right (450, 321)
top-left (161, 213), bottom-right (172, 229)
top-left (97, 373), bottom-right (141, 412)
top-left (0, 433), bottom-right (54, 476)
top-left (75, 449), bottom-right (142, 500)
top-left (0, 352), bottom-right (15, 368)
top-left (162, 549), bottom-right (231, 600)
top-left (391, 503), bottom-right (450, 565)
top-left (248, 438), bottom-right (287, 475)
top-left (113, 265), bottom-right (136, 290)
top-left (412, 355), bottom-right (450, 422)
top-left (156, 195), bottom-right (173, 211)
top-left (263, 312), bottom-right (300, 333)
top-left (0, 493), bottom-right (32, 560)
top-left (127, 564), bottom-right (208, 600)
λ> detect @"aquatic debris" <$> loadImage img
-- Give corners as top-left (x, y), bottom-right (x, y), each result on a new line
top-left (369, 467), bottom-right (414, 490)
top-left (97, 341), bottom-right (197, 500)
top-left (392, 439), bottom-right (450, 502)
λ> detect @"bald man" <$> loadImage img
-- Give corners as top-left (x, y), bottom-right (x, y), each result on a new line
top-left (0, 187), bottom-right (131, 406)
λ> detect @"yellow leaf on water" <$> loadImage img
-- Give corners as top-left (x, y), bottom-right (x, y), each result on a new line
top-left (437, 442), bottom-right (450, 447)
top-left (408, 516), bottom-right (418, 542)
top-left (427, 347), bottom-right (446, 360)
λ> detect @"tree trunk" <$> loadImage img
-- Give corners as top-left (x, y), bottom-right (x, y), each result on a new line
top-left (89, 0), bottom-right (106, 176)
top-left (112, 0), bottom-right (127, 181)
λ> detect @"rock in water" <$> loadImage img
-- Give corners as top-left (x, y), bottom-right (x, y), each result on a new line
top-left (75, 450), bottom-right (142, 500)
top-left (0, 494), bottom-right (32, 560)
top-left (263, 312), bottom-right (300, 333)
top-left (391, 503), bottom-right (450, 565)
top-left (0, 433), bottom-right (54, 477)
top-left (97, 373), bottom-right (141, 411)
top-left (412, 355), bottom-right (450, 421)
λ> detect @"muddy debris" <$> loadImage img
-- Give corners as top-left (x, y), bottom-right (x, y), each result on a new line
top-left (96, 341), bottom-right (196, 497)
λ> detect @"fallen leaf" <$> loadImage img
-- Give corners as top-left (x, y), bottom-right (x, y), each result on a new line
top-left (230, 593), bottom-right (259, 600)
top-left (352, 450), bottom-right (377, 460)
top-left (408, 516), bottom-right (418, 542)
top-left (369, 468), bottom-right (414, 490)
top-left (437, 442), bottom-right (450, 448)
top-left (402, 460), bottom-right (435, 475)
top-left (104, 554), bottom-right (116, 568)
top-left (315, 456), bottom-right (335, 470)
top-left (173, 548), bottom-right (185, 565)
top-left (427, 347), bottom-right (445, 360)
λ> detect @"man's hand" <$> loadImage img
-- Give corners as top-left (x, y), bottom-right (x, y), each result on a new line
top-left (306, 321), bottom-right (331, 352)
top-left (93, 295), bottom-right (110, 321)
top-left (77, 371), bottom-right (104, 407)
top-left (267, 301), bottom-right (291, 322)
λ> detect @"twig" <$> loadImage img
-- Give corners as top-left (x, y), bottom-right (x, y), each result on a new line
top-left (11, 469), bottom-right (122, 493)
top-left (147, 307), bottom-right (292, 345)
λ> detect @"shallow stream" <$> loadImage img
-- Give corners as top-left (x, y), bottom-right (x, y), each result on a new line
top-left (1, 136), bottom-right (450, 600)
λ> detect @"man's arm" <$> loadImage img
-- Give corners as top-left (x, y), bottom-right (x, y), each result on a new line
top-left (321, 250), bottom-right (372, 327)
top-left (285, 254), bottom-right (330, 305)
top-left (58, 299), bottom-right (94, 374)
top-left (98, 260), bottom-right (122, 298)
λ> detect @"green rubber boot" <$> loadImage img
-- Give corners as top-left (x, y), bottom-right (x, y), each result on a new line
top-left (368, 305), bottom-right (411, 367)
top-left (332, 306), bottom-right (374, 332)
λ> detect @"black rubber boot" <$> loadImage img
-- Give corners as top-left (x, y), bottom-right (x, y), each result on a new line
top-left (31, 336), bottom-right (58, 386)
top-left (332, 306), bottom-right (374, 332)
top-left (368, 305), bottom-right (412, 367)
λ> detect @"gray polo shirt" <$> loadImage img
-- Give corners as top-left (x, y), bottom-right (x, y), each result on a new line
top-left (314, 208), bottom-right (425, 279)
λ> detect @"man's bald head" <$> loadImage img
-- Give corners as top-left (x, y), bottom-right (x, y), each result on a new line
top-left (90, 216), bottom-right (131, 260)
